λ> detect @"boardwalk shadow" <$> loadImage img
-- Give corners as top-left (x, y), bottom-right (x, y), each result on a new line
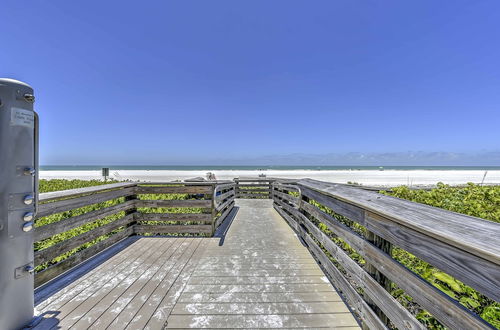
top-left (213, 206), bottom-right (239, 246)
top-left (34, 236), bottom-right (139, 307)
top-left (24, 311), bottom-right (61, 329)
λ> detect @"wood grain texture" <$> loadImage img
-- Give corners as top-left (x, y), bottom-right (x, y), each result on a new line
top-left (366, 211), bottom-right (500, 302)
top-left (274, 201), bottom-right (402, 328)
top-left (35, 213), bottom-right (134, 265)
top-left (37, 187), bottom-right (135, 218)
top-left (136, 212), bottom-right (212, 223)
top-left (300, 185), bottom-right (365, 225)
top-left (34, 227), bottom-right (134, 287)
top-left (273, 190), bottom-right (300, 206)
top-left (214, 201), bottom-right (235, 229)
top-left (217, 189), bottom-right (235, 201)
top-left (39, 182), bottom-right (137, 203)
top-left (134, 224), bottom-right (213, 234)
top-left (35, 200), bottom-right (135, 241)
top-left (273, 205), bottom-right (384, 330)
top-left (135, 185), bottom-right (213, 194)
top-left (297, 209), bottom-right (424, 330)
top-left (33, 200), bottom-right (359, 329)
top-left (299, 179), bottom-right (500, 265)
top-left (289, 187), bottom-right (496, 329)
top-left (136, 199), bottom-right (212, 208)
top-left (216, 196), bottom-right (235, 212)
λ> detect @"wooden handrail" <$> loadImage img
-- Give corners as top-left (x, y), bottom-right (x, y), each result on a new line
top-left (272, 179), bottom-right (499, 330)
top-left (39, 182), bottom-right (136, 202)
top-left (299, 179), bottom-right (500, 265)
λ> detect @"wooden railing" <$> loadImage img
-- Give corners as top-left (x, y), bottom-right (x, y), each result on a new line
top-left (34, 181), bottom-right (235, 287)
top-left (272, 179), bottom-right (499, 330)
top-left (33, 177), bottom-right (499, 329)
top-left (234, 177), bottom-right (275, 199)
top-left (213, 182), bottom-right (236, 231)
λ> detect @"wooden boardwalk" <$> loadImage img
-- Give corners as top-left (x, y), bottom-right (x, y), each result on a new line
top-left (33, 200), bottom-right (359, 329)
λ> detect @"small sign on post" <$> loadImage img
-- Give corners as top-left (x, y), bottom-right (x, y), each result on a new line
top-left (102, 167), bottom-right (110, 182)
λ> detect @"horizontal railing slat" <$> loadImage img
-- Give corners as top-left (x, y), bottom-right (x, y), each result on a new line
top-left (39, 182), bottom-right (137, 202)
top-left (136, 213), bottom-right (212, 223)
top-left (236, 184), bottom-right (271, 188)
top-left (35, 213), bottom-right (134, 266)
top-left (366, 211), bottom-right (500, 302)
top-left (35, 226), bottom-right (134, 288)
top-left (291, 205), bottom-right (427, 330)
top-left (35, 200), bottom-right (136, 241)
top-left (274, 180), bottom-right (499, 329)
top-left (273, 190), bottom-right (299, 206)
top-left (236, 188), bottom-right (270, 193)
top-left (217, 190), bottom-right (235, 202)
top-left (133, 224), bottom-right (212, 234)
top-left (135, 185), bottom-right (213, 194)
top-left (136, 199), bottom-right (212, 208)
top-left (299, 197), bottom-right (496, 329)
top-left (38, 187), bottom-right (135, 218)
top-left (215, 201), bottom-right (235, 229)
top-left (300, 185), bottom-right (365, 225)
top-left (215, 183), bottom-right (236, 190)
top-left (216, 197), bottom-right (235, 213)
top-left (299, 179), bottom-right (500, 265)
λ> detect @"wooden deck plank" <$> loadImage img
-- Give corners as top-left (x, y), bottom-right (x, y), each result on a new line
top-left (33, 238), bottom-right (159, 329)
top-left (165, 199), bottom-right (359, 329)
top-left (34, 199), bottom-right (359, 329)
top-left (88, 239), bottom-right (195, 329)
top-left (182, 283), bottom-right (335, 293)
top-left (187, 276), bottom-right (331, 285)
top-left (178, 292), bottom-right (344, 303)
top-left (171, 301), bottom-right (351, 314)
top-left (35, 236), bottom-right (141, 309)
top-left (57, 238), bottom-right (179, 329)
top-left (122, 239), bottom-right (205, 330)
top-left (143, 239), bottom-right (209, 330)
top-left (191, 269), bottom-right (325, 277)
top-left (102, 239), bottom-right (196, 329)
top-left (165, 314), bottom-right (360, 328)
top-left (39, 238), bottom-right (173, 329)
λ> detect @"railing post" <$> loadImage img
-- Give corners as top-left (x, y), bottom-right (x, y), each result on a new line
top-left (363, 219), bottom-right (393, 327)
top-left (269, 180), bottom-right (274, 200)
top-left (234, 178), bottom-right (239, 198)
top-left (211, 183), bottom-right (217, 236)
top-left (124, 185), bottom-right (138, 235)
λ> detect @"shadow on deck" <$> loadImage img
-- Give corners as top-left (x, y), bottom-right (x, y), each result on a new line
top-left (31, 200), bottom-right (360, 329)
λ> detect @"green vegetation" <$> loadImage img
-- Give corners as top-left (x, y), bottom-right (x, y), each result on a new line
top-left (36, 179), bottom-right (125, 271)
top-left (36, 179), bottom-right (207, 272)
top-left (383, 183), bottom-right (500, 328)
top-left (384, 183), bottom-right (499, 223)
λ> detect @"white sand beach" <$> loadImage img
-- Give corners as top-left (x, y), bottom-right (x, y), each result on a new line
top-left (39, 169), bottom-right (500, 187)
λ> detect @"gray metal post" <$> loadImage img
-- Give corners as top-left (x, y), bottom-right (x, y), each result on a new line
top-left (0, 78), bottom-right (38, 329)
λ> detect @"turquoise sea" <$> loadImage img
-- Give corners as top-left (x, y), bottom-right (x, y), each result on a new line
top-left (40, 165), bottom-right (500, 171)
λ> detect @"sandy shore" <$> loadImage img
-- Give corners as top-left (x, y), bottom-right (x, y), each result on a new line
top-left (39, 169), bottom-right (500, 187)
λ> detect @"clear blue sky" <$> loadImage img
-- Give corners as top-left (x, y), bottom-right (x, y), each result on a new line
top-left (2, 1), bottom-right (500, 165)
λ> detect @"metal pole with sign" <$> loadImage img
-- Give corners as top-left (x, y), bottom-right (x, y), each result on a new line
top-left (102, 167), bottom-right (109, 181)
top-left (0, 78), bottom-right (38, 329)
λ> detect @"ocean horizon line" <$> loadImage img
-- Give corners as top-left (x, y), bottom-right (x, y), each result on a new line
top-left (39, 165), bottom-right (500, 171)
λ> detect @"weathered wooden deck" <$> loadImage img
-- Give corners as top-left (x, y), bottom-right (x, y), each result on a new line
top-left (32, 199), bottom-right (359, 329)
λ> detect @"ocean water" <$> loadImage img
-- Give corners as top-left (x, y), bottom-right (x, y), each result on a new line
top-left (40, 165), bottom-right (500, 171)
